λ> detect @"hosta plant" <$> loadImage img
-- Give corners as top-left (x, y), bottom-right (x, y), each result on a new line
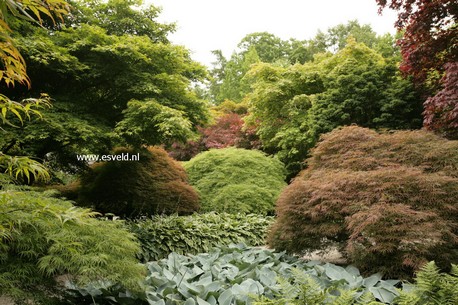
top-left (128, 212), bottom-right (273, 262)
top-left (67, 244), bottom-right (400, 305)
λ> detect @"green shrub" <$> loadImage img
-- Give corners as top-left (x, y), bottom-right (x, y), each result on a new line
top-left (183, 148), bottom-right (286, 214)
top-left (78, 146), bottom-right (200, 218)
top-left (0, 190), bottom-right (145, 303)
top-left (269, 126), bottom-right (458, 278)
top-left (128, 212), bottom-right (273, 262)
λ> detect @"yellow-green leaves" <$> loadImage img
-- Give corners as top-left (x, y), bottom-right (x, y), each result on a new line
top-left (0, 93), bottom-right (50, 126)
top-left (0, 154), bottom-right (50, 182)
top-left (0, 0), bottom-right (70, 87)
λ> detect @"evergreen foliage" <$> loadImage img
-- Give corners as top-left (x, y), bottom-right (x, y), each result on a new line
top-left (78, 146), bottom-right (200, 218)
top-left (269, 126), bottom-right (458, 278)
top-left (183, 148), bottom-right (286, 214)
top-left (0, 190), bottom-right (144, 303)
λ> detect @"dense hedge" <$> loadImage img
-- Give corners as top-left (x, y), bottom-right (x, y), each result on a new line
top-left (269, 126), bottom-right (458, 278)
top-left (183, 148), bottom-right (286, 214)
top-left (128, 212), bottom-right (273, 262)
top-left (78, 146), bottom-right (200, 218)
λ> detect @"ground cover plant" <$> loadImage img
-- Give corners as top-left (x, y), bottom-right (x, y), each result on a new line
top-left (66, 244), bottom-right (402, 305)
top-left (183, 148), bottom-right (286, 214)
top-left (254, 261), bottom-right (458, 305)
top-left (77, 146), bottom-right (200, 218)
top-left (128, 213), bottom-right (273, 262)
top-left (269, 126), bottom-right (458, 278)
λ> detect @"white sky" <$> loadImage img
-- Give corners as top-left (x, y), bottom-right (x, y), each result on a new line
top-left (149, 0), bottom-right (398, 67)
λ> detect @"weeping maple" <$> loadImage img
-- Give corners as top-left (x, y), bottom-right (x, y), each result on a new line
top-left (268, 126), bottom-right (458, 278)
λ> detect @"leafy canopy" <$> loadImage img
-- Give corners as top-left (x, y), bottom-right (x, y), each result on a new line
top-left (245, 39), bottom-right (422, 176)
top-left (2, 0), bottom-right (209, 172)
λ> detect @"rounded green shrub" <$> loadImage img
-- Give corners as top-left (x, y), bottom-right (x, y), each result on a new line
top-left (268, 126), bottom-right (458, 278)
top-left (78, 146), bottom-right (199, 218)
top-left (183, 147), bottom-right (286, 214)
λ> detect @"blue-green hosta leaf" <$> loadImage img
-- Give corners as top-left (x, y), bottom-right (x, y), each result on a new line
top-left (258, 269), bottom-right (277, 287)
top-left (324, 264), bottom-right (349, 281)
top-left (184, 298), bottom-right (196, 305)
top-left (369, 286), bottom-right (397, 303)
top-left (206, 295), bottom-right (217, 305)
top-left (345, 265), bottom-right (361, 277)
top-left (218, 288), bottom-right (233, 305)
top-left (162, 268), bottom-right (176, 281)
top-left (363, 273), bottom-right (383, 288)
top-left (196, 274), bottom-right (213, 286)
top-left (384, 279), bottom-right (400, 286)
top-left (196, 296), bottom-right (211, 305)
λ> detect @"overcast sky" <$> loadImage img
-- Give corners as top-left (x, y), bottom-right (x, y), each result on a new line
top-left (149, 0), bottom-right (398, 67)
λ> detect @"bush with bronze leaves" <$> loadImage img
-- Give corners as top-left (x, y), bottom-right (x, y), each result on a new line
top-left (268, 126), bottom-right (458, 278)
top-left (78, 146), bottom-right (199, 218)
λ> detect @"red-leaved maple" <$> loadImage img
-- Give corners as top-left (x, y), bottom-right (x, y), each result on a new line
top-left (376, 0), bottom-right (457, 83)
top-left (376, 0), bottom-right (457, 137)
top-left (423, 62), bottom-right (458, 138)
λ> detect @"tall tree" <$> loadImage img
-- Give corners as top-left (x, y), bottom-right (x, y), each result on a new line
top-left (245, 39), bottom-right (422, 176)
top-left (375, 0), bottom-right (457, 138)
top-left (209, 21), bottom-right (400, 105)
top-left (2, 0), bottom-right (209, 171)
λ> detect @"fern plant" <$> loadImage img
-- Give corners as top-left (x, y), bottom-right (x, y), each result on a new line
top-left (253, 268), bottom-right (385, 305)
top-left (394, 262), bottom-right (458, 305)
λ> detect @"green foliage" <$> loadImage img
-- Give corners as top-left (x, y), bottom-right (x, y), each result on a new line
top-left (78, 146), bottom-right (200, 218)
top-left (115, 99), bottom-right (193, 147)
top-left (67, 245), bottom-right (400, 305)
top-left (183, 148), bottom-right (286, 214)
top-left (0, 92), bottom-right (52, 184)
top-left (269, 126), bottom-right (458, 278)
top-left (128, 213), bottom-right (273, 262)
top-left (66, 0), bottom-right (175, 43)
top-left (253, 269), bottom-right (386, 305)
top-left (209, 21), bottom-right (401, 105)
top-left (245, 38), bottom-right (422, 176)
top-left (0, 0), bottom-right (69, 87)
top-left (0, 190), bottom-right (144, 303)
top-left (3, 0), bottom-right (209, 171)
top-left (395, 262), bottom-right (458, 305)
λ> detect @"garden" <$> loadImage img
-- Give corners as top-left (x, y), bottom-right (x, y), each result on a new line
top-left (0, 0), bottom-right (457, 304)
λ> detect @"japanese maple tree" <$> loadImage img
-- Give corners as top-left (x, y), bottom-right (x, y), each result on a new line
top-left (376, 0), bottom-right (457, 137)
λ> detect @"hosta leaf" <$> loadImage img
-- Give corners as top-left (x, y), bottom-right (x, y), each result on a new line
top-left (363, 274), bottom-right (383, 288)
top-left (196, 296), bottom-right (211, 305)
top-left (369, 286), bottom-right (397, 303)
top-left (218, 288), bottom-right (233, 305)
top-left (184, 298), bottom-right (196, 305)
